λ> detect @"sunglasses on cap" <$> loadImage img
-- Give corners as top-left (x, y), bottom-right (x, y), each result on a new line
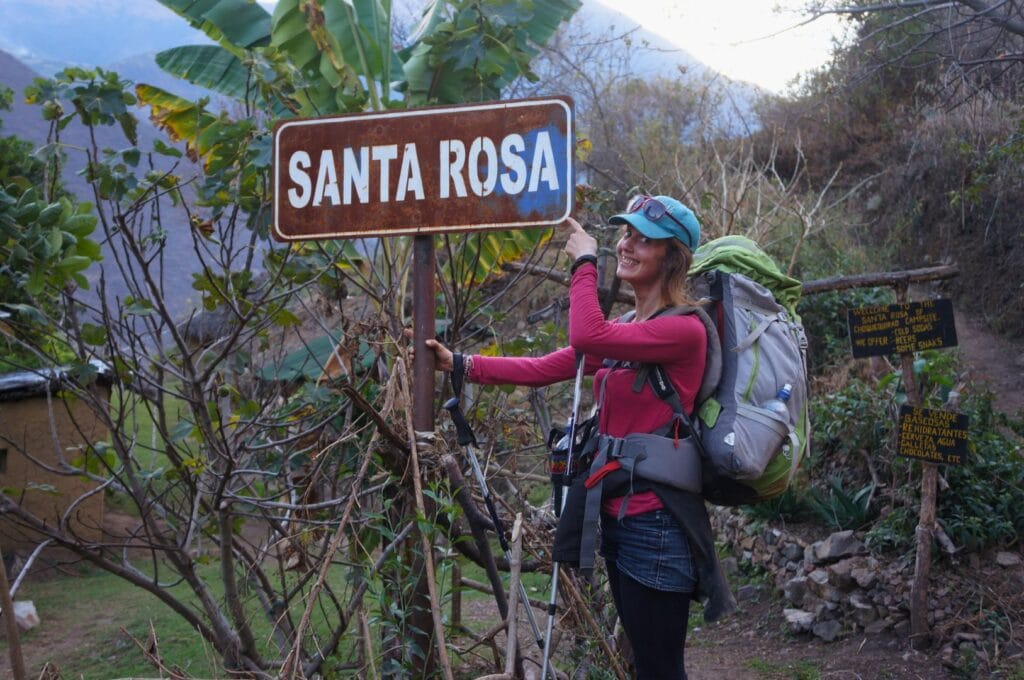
top-left (626, 195), bottom-right (694, 246)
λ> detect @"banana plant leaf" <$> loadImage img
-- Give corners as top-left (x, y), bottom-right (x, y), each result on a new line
top-left (156, 45), bottom-right (251, 100)
top-left (135, 84), bottom-right (225, 166)
top-left (441, 227), bottom-right (552, 288)
top-left (518, 0), bottom-right (582, 47)
top-left (270, 0), bottom-right (403, 116)
top-left (156, 0), bottom-right (272, 53)
top-left (402, 0), bottom-right (580, 105)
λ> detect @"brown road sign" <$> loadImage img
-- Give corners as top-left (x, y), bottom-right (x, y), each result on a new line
top-left (897, 405), bottom-right (969, 465)
top-left (272, 96), bottom-right (574, 241)
top-left (847, 299), bottom-right (957, 358)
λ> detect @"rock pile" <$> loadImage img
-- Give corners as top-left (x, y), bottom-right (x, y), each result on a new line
top-left (709, 509), bottom-right (1024, 674)
top-left (711, 507), bottom-right (920, 643)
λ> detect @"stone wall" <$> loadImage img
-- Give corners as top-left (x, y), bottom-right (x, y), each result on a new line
top-left (711, 506), bottom-right (1024, 674)
top-left (711, 507), bottom-right (915, 642)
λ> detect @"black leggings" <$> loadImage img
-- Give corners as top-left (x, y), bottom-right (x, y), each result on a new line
top-left (606, 560), bottom-right (692, 680)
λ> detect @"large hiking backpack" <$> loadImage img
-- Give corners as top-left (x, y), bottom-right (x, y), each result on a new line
top-left (617, 235), bottom-right (809, 505)
top-left (685, 235), bottom-right (810, 505)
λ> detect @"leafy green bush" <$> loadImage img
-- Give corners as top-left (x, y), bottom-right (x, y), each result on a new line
top-left (937, 391), bottom-right (1024, 552)
top-left (808, 347), bottom-right (1022, 555)
top-left (811, 377), bottom-right (893, 461)
top-left (806, 476), bottom-right (876, 530)
top-left (884, 349), bottom-right (962, 410)
top-left (742, 485), bottom-right (817, 524)
top-left (865, 506), bottom-right (915, 553)
top-left (798, 286), bottom-right (892, 371)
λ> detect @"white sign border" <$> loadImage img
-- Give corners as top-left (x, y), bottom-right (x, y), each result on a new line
top-left (272, 97), bottom-right (574, 241)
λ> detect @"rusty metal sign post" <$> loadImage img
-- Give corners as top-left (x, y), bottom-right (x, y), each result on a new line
top-left (272, 96), bottom-right (574, 668)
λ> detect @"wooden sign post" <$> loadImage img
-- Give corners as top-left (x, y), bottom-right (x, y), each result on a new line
top-left (847, 288), bottom-right (962, 648)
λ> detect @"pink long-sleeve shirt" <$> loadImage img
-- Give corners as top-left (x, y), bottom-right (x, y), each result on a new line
top-left (469, 262), bottom-right (707, 515)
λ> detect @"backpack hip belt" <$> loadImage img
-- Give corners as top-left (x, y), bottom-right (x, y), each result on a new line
top-left (573, 426), bottom-right (703, 573)
top-left (583, 432), bottom-right (703, 495)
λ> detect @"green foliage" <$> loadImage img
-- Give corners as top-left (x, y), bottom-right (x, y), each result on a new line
top-left (403, 0), bottom-right (581, 105)
top-left (889, 349), bottom-right (961, 410)
top-left (0, 136), bottom-right (45, 191)
top-left (564, 637), bottom-right (619, 680)
top-left (806, 476), bottom-right (876, 531)
top-left (812, 345), bottom-right (1023, 556)
top-left (742, 485), bottom-right (817, 524)
top-left (936, 391), bottom-right (1024, 552)
top-left (25, 66), bottom-right (138, 144)
top-left (864, 505), bottom-right (915, 554)
top-left (811, 378), bottom-right (892, 461)
top-left (0, 85), bottom-right (102, 370)
top-left (798, 287), bottom-right (892, 371)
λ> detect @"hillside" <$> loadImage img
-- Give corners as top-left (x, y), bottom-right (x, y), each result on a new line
top-left (0, 0), bottom-right (760, 125)
top-left (0, 49), bottom-right (206, 320)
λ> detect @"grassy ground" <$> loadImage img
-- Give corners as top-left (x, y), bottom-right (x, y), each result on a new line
top-left (0, 532), bottom-right (545, 678)
top-left (3, 562), bottom-right (226, 678)
top-left (1, 550), bottom-right (370, 678)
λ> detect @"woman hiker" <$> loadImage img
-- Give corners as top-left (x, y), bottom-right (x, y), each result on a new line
top-left (423, 195), bottom-right (735, 679)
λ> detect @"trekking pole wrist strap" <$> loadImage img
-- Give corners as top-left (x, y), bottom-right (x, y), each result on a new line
top-left (445, 353), bottom-right (479, 448)
top-left (452, 352), bottom-right (465, 394)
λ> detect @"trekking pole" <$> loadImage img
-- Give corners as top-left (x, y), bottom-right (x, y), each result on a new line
top-left (541, 352), bottom-right (586, 680)
top-left (442, 354), bottom-right (555, 679)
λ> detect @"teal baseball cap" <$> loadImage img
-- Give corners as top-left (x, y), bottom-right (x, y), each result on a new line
top-left (610, 195), bottom-right (701, 250)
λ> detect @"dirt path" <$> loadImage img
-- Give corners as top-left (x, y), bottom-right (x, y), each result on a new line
top-left (954, 309), bottom-right (1024, 415)
top-left (685, 597), bottom-right (951, 680)
top-left (462, 591), bottom-right (955, 679)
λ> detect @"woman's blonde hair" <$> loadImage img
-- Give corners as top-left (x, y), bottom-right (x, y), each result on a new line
top-left (661, 238), bottom-right (699, 307)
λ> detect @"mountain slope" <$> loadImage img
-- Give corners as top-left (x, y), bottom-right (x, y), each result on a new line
top-left (1, 49), bottom-right (205, 320)
top-left (0, 0), bottom-right (208, 75)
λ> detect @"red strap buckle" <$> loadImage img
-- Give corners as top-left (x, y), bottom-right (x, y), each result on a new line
top-left (584, 460), bottom-right (621, 489)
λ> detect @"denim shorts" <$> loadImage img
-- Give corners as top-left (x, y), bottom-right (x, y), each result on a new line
top-left (600, 509), bottom-right (696, 593)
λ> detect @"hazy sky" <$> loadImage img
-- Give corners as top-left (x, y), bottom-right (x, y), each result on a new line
top-left (262, 0), bottom-right (846, 93)
top-left (17, 0), bottom-right (845, 94)
top-left (602, 1), bottom-right (847, 92)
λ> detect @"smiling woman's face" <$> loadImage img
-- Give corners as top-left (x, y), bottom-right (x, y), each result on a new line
top-left (615, 226), bottom-right (669, 287)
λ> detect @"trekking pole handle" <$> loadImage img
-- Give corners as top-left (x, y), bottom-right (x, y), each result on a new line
top-left (445, 353), bottom-right (510, 551)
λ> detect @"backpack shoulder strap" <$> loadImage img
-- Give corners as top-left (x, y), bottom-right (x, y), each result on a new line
top-left (625, 304), bottom-right (722, 405)
top-left (648, 363), bottom-right (711, 460)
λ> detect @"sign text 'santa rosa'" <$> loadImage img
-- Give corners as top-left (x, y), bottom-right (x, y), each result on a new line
top-left (272, 97), bottom-right (574, 241)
